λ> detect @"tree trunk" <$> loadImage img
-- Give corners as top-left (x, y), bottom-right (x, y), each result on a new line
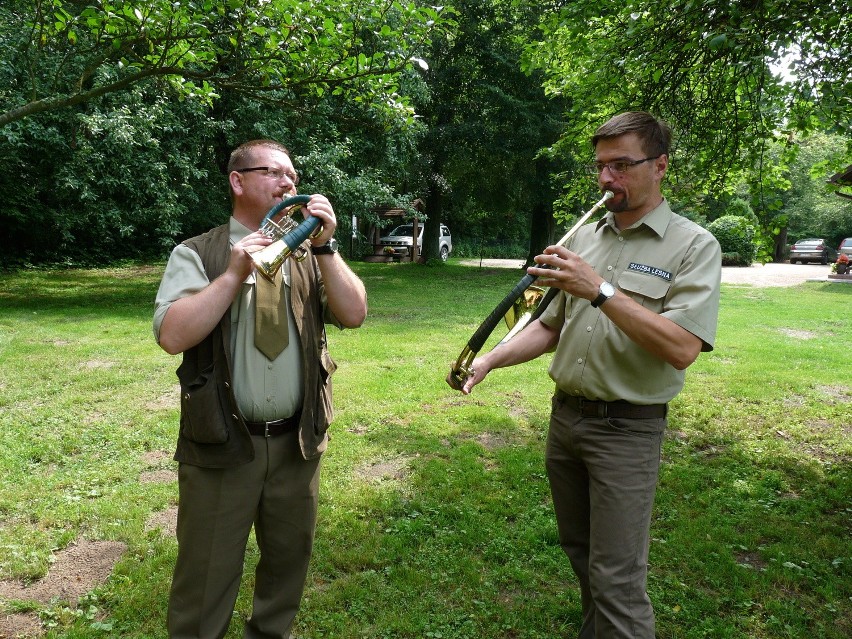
top-left (774, 227), bottom-right (788, 262)
top-left (422, 172), bottom-right (445, 262)
top-left (525, 155), bottom-right (556, 266)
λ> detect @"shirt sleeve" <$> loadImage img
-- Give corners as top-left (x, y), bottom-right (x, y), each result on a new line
top-left (152, 244), bottom-right (210, 343)
top-left (661, 232), bottom-right (722, 351)
top-left (537, 289), bottom-right (567, 331)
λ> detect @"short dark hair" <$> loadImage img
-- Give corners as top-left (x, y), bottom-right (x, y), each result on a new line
top-left (227, 139), bottom-right (291, 173)
top-left (591, 112), bottom-right (672, 158)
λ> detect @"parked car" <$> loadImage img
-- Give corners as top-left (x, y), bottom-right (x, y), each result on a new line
top-left (789, 238), bottom-right (836, 264)
top-left (379, 223), bottom-right (453, 261)
top-left (838, 237), bottom-right (852, 259)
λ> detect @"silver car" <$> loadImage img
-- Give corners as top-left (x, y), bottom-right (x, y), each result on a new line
top-left (838, 238), bottom-right (852, 259)
top-left (380, 223), bottom-right (453, 261)
top-left (789, 238), bottom-right (836, 264)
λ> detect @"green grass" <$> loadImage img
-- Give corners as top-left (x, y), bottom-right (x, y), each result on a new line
top-left (0, 261), bottom-right (850, 638)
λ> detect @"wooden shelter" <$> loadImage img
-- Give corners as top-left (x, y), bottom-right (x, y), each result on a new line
top-left (828, 164), bottom-right (852, 200)
top-left (362, 199), bottom-right (425, 263)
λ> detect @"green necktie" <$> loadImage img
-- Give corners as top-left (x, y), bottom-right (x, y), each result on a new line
top-left (254, 269), bottom-right (288, 360)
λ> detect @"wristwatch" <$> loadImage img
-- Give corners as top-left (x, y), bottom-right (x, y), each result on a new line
top-left (590, 281), bottom-right (616, 308)
top-left (312, 238), bottom-right (339, 255)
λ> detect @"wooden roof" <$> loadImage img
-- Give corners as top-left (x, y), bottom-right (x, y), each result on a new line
top-left (828, 164), bottom-right (852, 200)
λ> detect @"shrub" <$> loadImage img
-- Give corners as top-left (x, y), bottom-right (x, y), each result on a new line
top-left (708, 215), bottom-right (757, 266)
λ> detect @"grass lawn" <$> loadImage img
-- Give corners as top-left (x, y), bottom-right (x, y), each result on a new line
top-left (0, 260), bottom-right (850, 638)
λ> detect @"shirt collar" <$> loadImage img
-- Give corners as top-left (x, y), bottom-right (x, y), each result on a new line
top-left (595, 198), bottom-right (673, 238)
top-left (229, 216), bottom-right (253, 244)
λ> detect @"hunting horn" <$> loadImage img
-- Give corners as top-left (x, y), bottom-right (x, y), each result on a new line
top-left (248, 194), bottom-right (321, 280)
top-left (449, 190), bottom-right (614, 388)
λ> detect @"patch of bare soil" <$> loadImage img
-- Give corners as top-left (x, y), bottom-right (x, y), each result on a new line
top-left (355, 456), bottom-right (413, 483)
top-left (145, 506), bottom-right (179, 537)
top-left (0, 540), bottom-right (126, 638)
top-left (0, 613), bottom-right (42, 639)
top-left (0, 451), bottom-right (180, 638)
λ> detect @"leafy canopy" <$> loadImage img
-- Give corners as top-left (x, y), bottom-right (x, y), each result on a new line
top-left (1, 0), bottom-right (446, 127)
top-left (524, 0), bottom-right (852, 194)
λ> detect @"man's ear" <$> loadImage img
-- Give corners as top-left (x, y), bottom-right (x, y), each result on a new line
top-left (655, 154), bottom-right (668, 179)
top-left (228, 170), bottom-right (244, 196)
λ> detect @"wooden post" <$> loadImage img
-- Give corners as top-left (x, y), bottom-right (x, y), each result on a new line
top-left (411, 218), bottom-right (420, 263)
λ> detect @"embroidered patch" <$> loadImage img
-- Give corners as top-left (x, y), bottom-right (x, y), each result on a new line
top-left (627, 262), bottom-right (672, 281)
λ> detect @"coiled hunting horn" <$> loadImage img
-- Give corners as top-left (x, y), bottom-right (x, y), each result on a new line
top-left (247, 194), bottom-right (319, 280)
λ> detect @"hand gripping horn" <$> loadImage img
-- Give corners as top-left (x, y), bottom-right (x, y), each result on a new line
top-left (449, 191), bottom-right (614, 388)
top-left (248, 194), bottom-right (319, 281)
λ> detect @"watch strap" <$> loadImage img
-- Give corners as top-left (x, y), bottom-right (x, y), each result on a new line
top-left (312, 239), bottom-right (338, 255)
top-left (590, 282), bottom-right (615, 308)
top-left (590, 292), bottom-right (608, 308)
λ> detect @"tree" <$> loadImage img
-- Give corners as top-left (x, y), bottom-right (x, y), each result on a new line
top-left (412, 0), bottom-right (570, 264)
top-left (1, 0), bottom-right (445, 128)
top-left (524, 0), bottom-right (852, 196)
top-left (0, 0), bottom-right (446, 267)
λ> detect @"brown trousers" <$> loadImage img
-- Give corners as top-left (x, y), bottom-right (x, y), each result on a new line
top-left (168, 431), bottom-right (321, 639)
top-left (545, 394), bottom-right (666, 639)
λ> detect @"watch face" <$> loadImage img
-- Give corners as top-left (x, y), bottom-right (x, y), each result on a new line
top-left (601, 282), bottom-right (615, 297)
top-left (313, 238), bottom-right (338, 255)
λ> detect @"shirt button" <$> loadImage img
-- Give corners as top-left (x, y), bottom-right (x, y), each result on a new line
top-left (607, 265), bottom-right (613, 271)
top-left (266, 396), bottom-right (272, 402)
top-left (586, 326), bottom-right (592, 332)
top-left (577, 358), bottom-right (583, 364)
top-left (618, 236), bottom-right (624, 242)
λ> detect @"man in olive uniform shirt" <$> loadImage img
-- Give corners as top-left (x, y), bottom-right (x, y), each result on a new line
top-left (450, 112), bottom-right (721, 638)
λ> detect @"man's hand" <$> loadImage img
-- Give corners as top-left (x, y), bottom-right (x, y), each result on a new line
top-left (304, 195), bottom-right (337, 246)
top-left (446, 356), bottom-right (491, 395)
top-left (527, 246), bottom-right (602, 303)
top-left (232, 230), bottom-right (273, 280)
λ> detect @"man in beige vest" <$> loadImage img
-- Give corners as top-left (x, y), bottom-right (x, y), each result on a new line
top-left (449, 112), bottom-right (721, 638)
top-left (154, 139), bottom-right (367, 638)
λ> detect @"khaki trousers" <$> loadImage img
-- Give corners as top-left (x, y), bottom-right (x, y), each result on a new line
top-left (545, 395), bottom-right (665, 639)
top-left (168, 431), bottom-right (321, 639)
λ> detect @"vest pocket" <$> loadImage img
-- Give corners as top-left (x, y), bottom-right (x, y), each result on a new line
top-left (179, 363), bottom-right (231, 444)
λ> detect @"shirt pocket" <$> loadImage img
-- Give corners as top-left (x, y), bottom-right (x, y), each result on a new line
top-left (617, 271), bottom-right (671, 311)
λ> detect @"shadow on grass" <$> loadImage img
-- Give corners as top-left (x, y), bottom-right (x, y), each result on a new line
top-left (0, 264), bottom-right (165, 316)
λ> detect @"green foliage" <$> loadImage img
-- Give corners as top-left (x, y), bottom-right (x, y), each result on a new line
top-left (0, 0), bottom-right (451, 267)
top-left (708, 215), bottom-right (757, 266)
top-left (524, 0), bottom-right (851, 205)
top-left (1, 0), bottom-right (448, 127)
top-left (411, 0), bottom-right (570, 260)
top-left (778, 133), bottom-right (852, 247)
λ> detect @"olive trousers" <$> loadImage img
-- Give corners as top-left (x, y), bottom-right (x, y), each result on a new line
top-left (545, 395), bottom-right (666, 639)
top-left (168, 431), bottom-right (321, 639)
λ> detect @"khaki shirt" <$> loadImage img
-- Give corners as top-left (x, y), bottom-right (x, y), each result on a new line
top-left (539, 199), bottom-right (721, 405)
top-left (153, 217), bottom-right (303, 422)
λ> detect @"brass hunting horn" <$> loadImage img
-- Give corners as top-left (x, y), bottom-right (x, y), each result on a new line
top-left (449, 190), bottom-right (614, 387)
top-left (248, 194), bottom-right (320, 280)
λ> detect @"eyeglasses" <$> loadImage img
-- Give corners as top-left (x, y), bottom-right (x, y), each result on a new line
top-left (585, 156), bottom-right (661, 175)
top-left (236, 166), bottom-right (299, 185)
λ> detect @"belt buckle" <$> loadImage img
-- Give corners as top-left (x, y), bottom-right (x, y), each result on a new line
top-left (264, 421), bottom-right (271, 437)
top-left (579, 398), bottom-right (607, 418)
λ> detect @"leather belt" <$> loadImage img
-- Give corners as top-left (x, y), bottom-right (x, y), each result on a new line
top-left (555, 390), bottom-right (667, 419)
top-left (244, 414), bottom-right (300, 437)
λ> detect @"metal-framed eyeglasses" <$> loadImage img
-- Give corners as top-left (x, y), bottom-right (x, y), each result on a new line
top-left (236, 166), bottom-right (300, 185)
top-left (585, 155), bottom-right (662, 176)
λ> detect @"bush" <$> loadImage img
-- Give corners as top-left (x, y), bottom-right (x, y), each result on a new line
top-left (708, 215), bottom-right (756, 266)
